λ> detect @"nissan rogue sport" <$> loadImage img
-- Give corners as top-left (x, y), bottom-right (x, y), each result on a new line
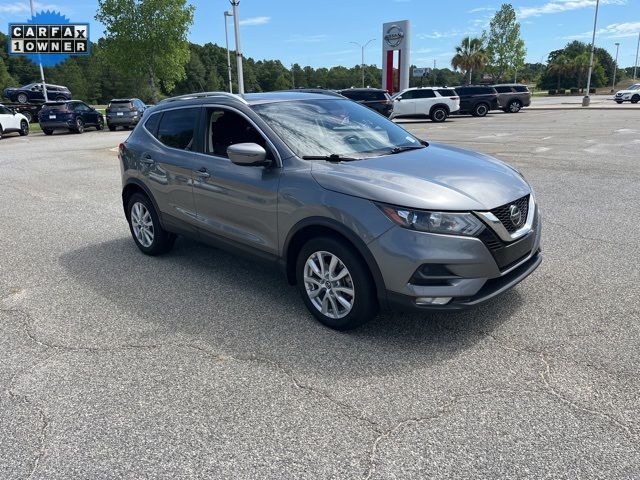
top-left (120, 91), bottom-right (542, 330)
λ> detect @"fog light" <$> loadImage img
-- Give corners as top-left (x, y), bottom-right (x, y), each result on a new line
top-left (415, 297), bottom-right (452, 306)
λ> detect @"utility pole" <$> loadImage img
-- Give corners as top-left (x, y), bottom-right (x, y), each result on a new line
top-left (582, 0), bottom-right (600, 107)
top-left (433, 59), bottom-right (436, 87)
top-left (230, 0), bottom-right (244, 94)
top-left (223, 10), bottom-right (233, 93)
top-left (349, 39), bottom-right (375, 88)
top-left (468, 37), bottom-right (473, 84)
top-left (634, 32), bottom-right (639, 80)
top-left (29, 0), bottom-right (48, 102)
top-left (611, 42), bottom-right (620, 92)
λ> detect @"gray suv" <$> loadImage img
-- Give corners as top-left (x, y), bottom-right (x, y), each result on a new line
top-left (120, 91), bottom-right (542, 330)
top-left (494, 84), bottom-right (532, 113)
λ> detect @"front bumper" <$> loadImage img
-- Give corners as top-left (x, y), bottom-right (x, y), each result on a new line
top-left (369, 208), bottom-right (542, 311)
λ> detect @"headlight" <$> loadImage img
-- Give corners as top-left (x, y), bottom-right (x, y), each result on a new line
top-left (378, 204), bottom-right (484, 236)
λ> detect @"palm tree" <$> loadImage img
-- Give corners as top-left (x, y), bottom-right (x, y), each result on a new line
top-left (573, 52), bottom-right (595, 93)
top-left (547, 54), bottom-right (571, 90)
top-left (451, 37), bottom-right (488, 84)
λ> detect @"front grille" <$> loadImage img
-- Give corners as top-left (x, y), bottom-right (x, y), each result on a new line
top-left (490, 195), bottom-right (529, 233)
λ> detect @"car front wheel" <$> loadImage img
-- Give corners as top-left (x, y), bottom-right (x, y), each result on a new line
top-left (127, 193), bottom-right (175, 255)
top-left (19, 120), bottom-right (29, 136)
top-left (74, 117), bottom-right (84, 134)
top-left (296, 237), bottom-right (378, 330)
top-left (615, 100), bottom-right (624, 104)
top-left (17, 93), bottom-right (28, 104)
top-left (632, 95), bottom-right (640, 104)
top-left (96, 117), bottom-right (104, 130)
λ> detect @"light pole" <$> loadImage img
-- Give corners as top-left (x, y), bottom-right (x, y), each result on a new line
top-left (224, 10), bottom-right (233, 93)
top-left (582, 0), bottom-right (600, 107)
top-left (230, 0), bottom-right (244, 94)
top-left (29, 0), bottom-right (48, 101)
top-left (634, 32), bottom-right (640, 80)
top-left (349, 38), bottom-right (375, 88)
top-left (611, 42), bottom-right (620, 92)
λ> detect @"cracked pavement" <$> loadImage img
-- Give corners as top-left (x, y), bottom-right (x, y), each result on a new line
top-left (1, 110), bottom-right (639, 478)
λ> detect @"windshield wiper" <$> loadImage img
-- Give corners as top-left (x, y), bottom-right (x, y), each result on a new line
top-left (302, 154), bottom-right (358, 162)
top-left (388, 145), bottom-right (427, 155)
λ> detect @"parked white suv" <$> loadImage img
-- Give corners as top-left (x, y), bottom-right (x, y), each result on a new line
top-left (614, 83), bottom-right (640, 104)
top-left (0, 104), bottom-right (30, 139)
top-left (390, 87), bottom-right (460, 122)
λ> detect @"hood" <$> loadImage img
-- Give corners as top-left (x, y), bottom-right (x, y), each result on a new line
top-left (310, 143), bottom-right (530, 211)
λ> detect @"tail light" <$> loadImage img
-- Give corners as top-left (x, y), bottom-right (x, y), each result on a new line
top-left (129, 106), bottom-right (136, 111)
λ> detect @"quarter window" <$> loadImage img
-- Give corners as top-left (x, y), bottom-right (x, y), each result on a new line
top-left (156, 108), bottom-right (199, 151)
top-left (144, 112), bottom-right (161, 136)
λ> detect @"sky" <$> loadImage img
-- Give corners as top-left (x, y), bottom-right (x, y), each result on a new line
top-left (1, 0), bottom-right (639, 68)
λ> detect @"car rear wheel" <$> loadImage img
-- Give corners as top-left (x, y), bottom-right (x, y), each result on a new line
top-left (19, 120), bottom-right (29, 136)
top-left (127, 193), bottom-right (175, 255)
top-left (42, 128), bottom-right (53, 135)
top-left (472, 103), bottom-right (489, 117)
top-left (632, 95), bottom-right (640, 104)
top-left (0, 125), bottom-right (3, 140)
top-left (507, 99), bottom-right (522, 113)
top-left (108, 124), bottom-right (117, 131)
top-left (430, 107), bottom-right (448, 123)
top-left (17, 93), bottom-right (28, 104)
top-left (74, 118), bottom-right (84, 134)
top-left (296, 237), bottom-right (378, 330)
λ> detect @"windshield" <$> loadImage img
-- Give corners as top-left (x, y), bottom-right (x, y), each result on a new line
top-left (253, 98), bottom-right (422, 159)
top-left (629, 84), bottom-right (640, 90)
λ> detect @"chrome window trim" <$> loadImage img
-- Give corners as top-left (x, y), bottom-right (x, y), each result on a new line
top-left (475, 194), bottom-right (536, 242)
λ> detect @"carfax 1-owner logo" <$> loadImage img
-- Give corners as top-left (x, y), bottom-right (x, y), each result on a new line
top-left (8, 10), bottom-right (90, 67)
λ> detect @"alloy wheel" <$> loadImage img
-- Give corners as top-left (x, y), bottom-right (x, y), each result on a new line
top-left (303, 251), bottom-right (355, 319)
top-left (509, 101), bottom-right (522, 113)
top-left (21, 121), bottom-right (29, 135)
top-left (130, 202), bottom-right (155, 248)
top-left (17, 93), bottom-right (28, 104)
top-left (76, 118), bottom-right (84, 133)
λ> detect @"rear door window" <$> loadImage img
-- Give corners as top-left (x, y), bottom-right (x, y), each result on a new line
top-left (513, 85), bottom-right (529, 92)
top-left (156, 108), bottom-right (199, 151)
top-left (413, 89), bottom-right (436, 99)
top-left (495, 86), bottom-right (513, 93)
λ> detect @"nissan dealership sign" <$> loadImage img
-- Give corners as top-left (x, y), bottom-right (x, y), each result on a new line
top-left (382, 20), bottom-right (410, 94)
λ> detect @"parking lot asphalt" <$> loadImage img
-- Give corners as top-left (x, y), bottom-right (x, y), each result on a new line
top-left (1, 110), bottom-right (639, 479)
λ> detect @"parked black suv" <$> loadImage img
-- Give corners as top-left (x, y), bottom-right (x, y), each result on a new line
top-left (38, 100), bottom-right (104, 135)
top-left (106, 98), bottom-right (148, 131)
top-left (453, 86), bottom-right (500, 117)
top-left (337, 88), bottom-right (393, 117)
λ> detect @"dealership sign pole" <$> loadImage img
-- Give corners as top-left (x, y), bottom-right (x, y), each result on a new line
top-left (224, 10), bottom-right (233, 93)
top-left (29, 0), bottom-right (48, 102)
top-left (381, 20), bottom-right (410, 95)
top-left (230, 0), bottom-right (244, 94)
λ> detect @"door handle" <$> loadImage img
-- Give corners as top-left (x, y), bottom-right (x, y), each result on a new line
top-left (197, 167), bottom-right (211, 178)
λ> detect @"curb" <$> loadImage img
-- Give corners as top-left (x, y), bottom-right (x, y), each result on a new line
top-left (528, 106), bottom-right (639, 111)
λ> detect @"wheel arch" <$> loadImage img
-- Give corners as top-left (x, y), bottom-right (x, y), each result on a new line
top-left (122, 179), bottom-right (165, 228)
top-left (429, 103), bottom-right (450, 116)
top-left (282, 217), bottom-right (388, 308)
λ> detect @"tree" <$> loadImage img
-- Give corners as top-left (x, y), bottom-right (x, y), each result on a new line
top-left (451, 37), bottom-right (488, 84)
top-left (485, 3), bottom-right (526, 83)
top-left (96, 0), bottom-right (195, 102)
top-left (547, 55), bottom-right (571, 89)
top-left (0, 57), bottom-right (16, 93)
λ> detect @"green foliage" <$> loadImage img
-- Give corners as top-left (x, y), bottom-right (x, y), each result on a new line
top-left (540, 40), bottom-right (614, 89)
top-left (0, 57), bottom-right (16, 92)
top-left (451, 37), bottom-right (488, 84)
top-left (95, 0), bottom-right (195, 102)
top-left (485, 3), bottom-right (526, 83)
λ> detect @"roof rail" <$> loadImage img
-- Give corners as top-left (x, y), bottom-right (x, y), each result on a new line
top-left (159, 91), bottom-right (248, 104)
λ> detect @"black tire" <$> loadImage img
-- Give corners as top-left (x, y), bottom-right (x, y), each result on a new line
top-left (55, 96), bottom-right (66, 101)
top-left (108, 124), bottom-right (117, 132)
top-left (296, 236), bottom-right (378, 330)
top-left (632, 95), bottom-right (640, 104)
top-left (126, 192), bottom-right (175, 256)
top-left (17, 93), bottom-right (28, 104)
top-left (615, 100), bottom-right (624, 104)
top-left (472, 102), bottom-right (489, 117)
top-left (74, 117), bottom-right (84, 134)
top-left (22, 111), bottom-right (32, 123)
top-left (96, 116), bottom-right (104, 130)
top-left (0, 125), bottom-right (3, 140)
top-left (42, 128), bottom-right (53, 135)
top-left (19, 120), bottom-right (29, 136)
top-left (430, 107), bottom-right (448, 123)
top-left (507, 99), bottom-right (522, 113)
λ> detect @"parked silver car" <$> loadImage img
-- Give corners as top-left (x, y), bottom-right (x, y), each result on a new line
top-left (119, 91), bottom-right (542, 329)
top-left (493, 84), bottom-right (532, 113)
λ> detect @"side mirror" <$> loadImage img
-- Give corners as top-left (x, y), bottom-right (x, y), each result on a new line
top-left (227, 143), bottom-right (269, 167)
top-left (396, 96), bottom-right (402, 101)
